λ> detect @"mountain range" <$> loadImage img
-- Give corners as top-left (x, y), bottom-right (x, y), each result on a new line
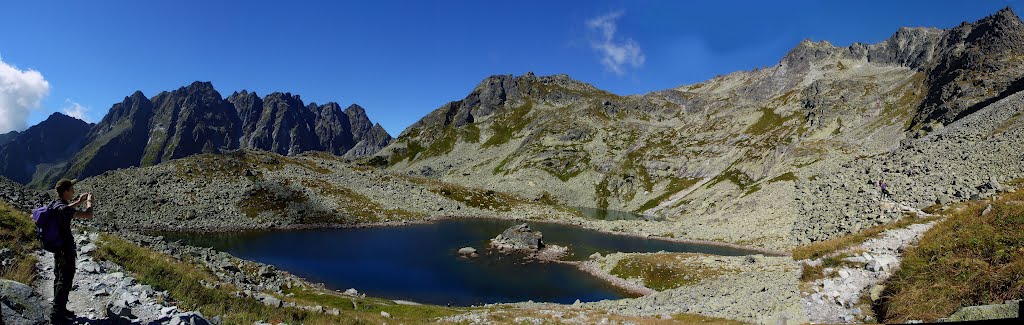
top-left (379, 7), bottom-right (1024, 249)
top-left (0, 82), bottom-right (392, 189)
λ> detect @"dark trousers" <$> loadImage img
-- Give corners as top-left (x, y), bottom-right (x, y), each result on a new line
top-left (52, 247), bottom-right (76, 318)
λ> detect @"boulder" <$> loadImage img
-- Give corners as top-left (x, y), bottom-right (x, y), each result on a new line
top-left (106, 302), bottom-right (136, 320)
top-left (0, 279), bottom-right (47, 324)
top-left (457, 247), bottom-right (477, 255)
top-left (257, 293), bottom-right (282, 308)
top-left (490, 224), bottom-right (545, 250)
top-left (943, 300), bottom-right (1019, 322)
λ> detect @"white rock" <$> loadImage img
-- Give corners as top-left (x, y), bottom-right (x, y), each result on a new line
top-left (380, 311), bottom-right (391, 318)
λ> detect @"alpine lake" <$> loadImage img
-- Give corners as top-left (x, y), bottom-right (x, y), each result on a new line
top-left (160, 209), bottom-right (760, 306)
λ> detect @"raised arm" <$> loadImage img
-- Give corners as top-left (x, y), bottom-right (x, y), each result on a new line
top-left (73, 193), bottom-right (94, 219)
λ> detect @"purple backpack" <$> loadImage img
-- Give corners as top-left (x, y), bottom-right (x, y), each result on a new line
top-left (31, 202), bottom-right (65, 252)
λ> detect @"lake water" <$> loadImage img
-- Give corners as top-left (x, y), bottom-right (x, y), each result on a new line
top-left (161, 218), bottom-right (758, 306)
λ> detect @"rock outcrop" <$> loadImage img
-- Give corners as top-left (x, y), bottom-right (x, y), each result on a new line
top-left (491, 224), bottom-right (545, 251)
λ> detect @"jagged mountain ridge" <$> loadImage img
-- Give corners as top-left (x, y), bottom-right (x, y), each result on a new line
top-left (382, 7), bottom-right (1024, 250)
top-left (27, 82), bottom-right (392, 189)
top-left (0, 113), bottom-right (92, 184)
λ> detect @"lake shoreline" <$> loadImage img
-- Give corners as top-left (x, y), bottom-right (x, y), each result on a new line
top-left (141, 213), bottom-right (788, 257)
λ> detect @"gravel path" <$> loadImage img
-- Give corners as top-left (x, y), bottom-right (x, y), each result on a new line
top-left (31, 230), bottom-right (210, 324)
top-left (800, 220), bottom-right (938, 323)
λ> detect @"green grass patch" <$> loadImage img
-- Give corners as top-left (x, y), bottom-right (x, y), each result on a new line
top-left (636, 177), bottom-right (701, 212)
top-left (492, 155), bottom-right (514, 175)
top-left (706, 168), bottom-right (754, 190)
top-left (745, 107), bottom-right (788, 136)
top-left (461, 123), bottom-right (480, 143)
top-left (610, 253), bottom-right (740, 291)
top-left (300, 179), bottom-right (425, 223)
top-left (482, 100), bottom-right (534, 148)
top-left (877, 190), bottom-right (1024, 323)
top-left (388, 141), bottom-right (424, 165)
top-left (395, 175), bottom-right (526, 212)
top-left (767, 172), bottom-right (799, 183)
top-left (236, 182), bottom-right (308, 219)
top-left (0, 201), bottom-right (39, 284)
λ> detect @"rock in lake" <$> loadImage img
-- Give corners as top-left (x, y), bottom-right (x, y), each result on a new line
top-left (491, 223), bottom-right (545, 251)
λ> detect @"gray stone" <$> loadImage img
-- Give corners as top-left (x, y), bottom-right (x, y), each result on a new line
top-left (490, 224), bottom-right (545, 250)
top-left (944, 300), bottom-right (1019, 321)
top-left (257, 293), bottom-right (282, 308)
top-left (106, 302), bottom-right (136, 320)
top-left (0, 279), bottom-right (47, 323)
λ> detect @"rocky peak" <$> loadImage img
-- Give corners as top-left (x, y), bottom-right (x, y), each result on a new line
top-left (0, 131), bottom-right (19, 145)
top-left (910, 6), bottom-right (1024, 127)
top-left (864, 27), bottom-right (943, 69)
top-left (343, 123), bottom-right (393, 160)
top-left (781, 39), bottom-right (839, 66)
top-left (344, 104), bottom-right (373, 141)
top-left (0, 112), bottom-right (92, 184)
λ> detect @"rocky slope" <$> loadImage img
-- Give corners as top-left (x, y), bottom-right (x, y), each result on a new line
top-left (379, 8), bottom-right (1024, 250)
top-left (70, 149), bottom-right (573, 232)
top-left (26, 82), bottom-right (392, 189)
top-left (0, 113), bottom-right (92, 184)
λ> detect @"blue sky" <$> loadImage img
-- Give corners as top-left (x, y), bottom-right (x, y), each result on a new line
top-left (0, 0), bottom-right (1017, 135)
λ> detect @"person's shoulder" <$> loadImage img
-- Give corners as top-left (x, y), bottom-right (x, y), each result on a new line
top-left (49, 200), bottom-right (71, 210)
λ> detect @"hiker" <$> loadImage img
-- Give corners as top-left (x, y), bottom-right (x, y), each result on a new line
top-left (34, 179), bottom-right (95, 323)
top-left (879, 179), bottom-right (891, 200)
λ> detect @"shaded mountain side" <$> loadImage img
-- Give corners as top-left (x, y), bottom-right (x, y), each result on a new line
top-left (28, 82), bottom-right (391, 189)
top-left (0, 131), bottom-right (19, 145)
top-left (0, 113), bottom-right (92, 184)
top-left (380, 7), bottom-right (1024, 250)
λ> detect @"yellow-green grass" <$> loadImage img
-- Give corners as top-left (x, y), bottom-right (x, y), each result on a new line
top-left (610, 253), bottom-right (739, 291)
top-left (95, 234), bottom-right (458, 324)
top-left (876, 189), bottom-right (1024, 323)
top-left (300, 178), bottom-right (425, 222)
top-left (791, 213), bottom-right (940, 261)
top-left (636, 177), bottom-right (701, 212)
top-left (0, 200), bottom-right (38, 284)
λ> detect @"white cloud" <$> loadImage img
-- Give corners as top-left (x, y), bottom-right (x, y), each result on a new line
top-left (586, 11), bottom-right (645, 76)
top-left (62, 99), bottom-right (92, 123)
top-left (0, 56), bottom-right (50, 133)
